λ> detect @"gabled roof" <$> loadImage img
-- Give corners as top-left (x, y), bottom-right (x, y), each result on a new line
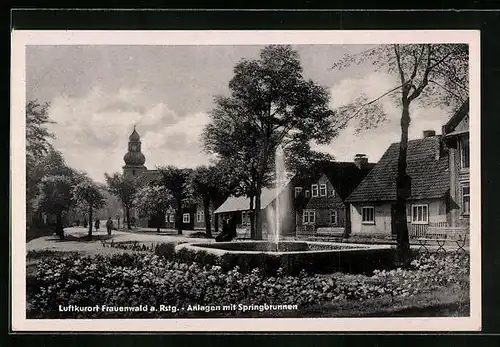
top-left (296, 161), bottom-right (376, 201)
top-left (347, 136), bottom-right (449, 203)
top-left (214, 181), bottom-right (291, 214)
top-left (442, 99), bottom-right (469, 135)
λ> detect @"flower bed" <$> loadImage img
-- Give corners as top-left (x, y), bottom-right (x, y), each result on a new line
top-left (26, 252), bottom-right (469, 318)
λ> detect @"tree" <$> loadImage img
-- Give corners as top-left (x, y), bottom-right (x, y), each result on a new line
top-left (156, 166), bottom-right (192, 235)
top-left (26, 100), bottom-right (54, 172)
top-left (105, 172), bottom-right (138, 230)
top-left (72, 180), bottom-right (107, 240)
top-left (332, 44), bottom-right (468, 265)
top-left (191, 165), bottom-right (229, 237)
top-left (133, 185), bottom-right (172, 233)
top-left (203, 45), bottom-right (337, 239)
top-left (27, 149), bottom-right (75, 225)
top-left (37, 175), bottom-right (74, 239)
top-left (26, 101), bottom-right (55, 221)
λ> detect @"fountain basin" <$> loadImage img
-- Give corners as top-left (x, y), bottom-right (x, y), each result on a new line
top-left (175, 241), bottom-right (394, 275)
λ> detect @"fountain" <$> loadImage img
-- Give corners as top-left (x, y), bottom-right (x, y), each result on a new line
top-left (266, 144), bottom-right (290, 251)
top-left (175, 146), bottom-right (394, 275)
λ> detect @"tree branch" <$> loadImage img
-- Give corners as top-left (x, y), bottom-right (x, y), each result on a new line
top-left (393, 44), bottom-right (406, 86)
top-left (331, 82), bottom-right (409, 133)
top-left (428, 80), bottom-right (465, 102)
top-left (408, 45), bottom-right (433, 102)
top-left (409, 45), bottom-right (426, 81)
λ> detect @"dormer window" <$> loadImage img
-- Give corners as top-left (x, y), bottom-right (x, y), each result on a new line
top-left (319, 184), bottom-right (327, 197)
top-left (311, 184), bottom-right (319, 197)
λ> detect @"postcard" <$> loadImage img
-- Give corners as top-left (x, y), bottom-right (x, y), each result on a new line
top-left (11, 29), bottom-right (481, 331)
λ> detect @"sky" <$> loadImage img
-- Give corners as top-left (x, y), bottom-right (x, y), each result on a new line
top-left (26, 44), bottom-right (456, 183)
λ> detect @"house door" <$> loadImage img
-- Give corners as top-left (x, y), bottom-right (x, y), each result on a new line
top-left (390, 204), bottom-right (397, 236)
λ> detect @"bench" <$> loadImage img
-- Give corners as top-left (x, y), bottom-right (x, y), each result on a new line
top-left (428, 226), bottom-right (468, 253)
top-left (312, 227), bottom-right (345, 242)
top-left (295, 225), bottom-right (316, 240)
top-left (409, 227), bottom-right (468, 253)
top-left (410, 229), bottom-right (448, 253)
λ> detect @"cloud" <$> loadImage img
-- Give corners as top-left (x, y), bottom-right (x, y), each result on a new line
top-left (47, 86), bottom-right (212, 182)
top-left (315, 72), bottom-right (453, 163)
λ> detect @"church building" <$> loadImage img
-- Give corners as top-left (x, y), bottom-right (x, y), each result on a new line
top-left (122, 126), bottom-right (201, 230)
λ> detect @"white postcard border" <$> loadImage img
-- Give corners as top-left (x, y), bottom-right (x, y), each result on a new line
top-left (11, 29), bottom-right (481, 332)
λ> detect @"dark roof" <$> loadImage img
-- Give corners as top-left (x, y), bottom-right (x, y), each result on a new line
top-left (214, 159), bottom-right (375, 214)
top-left (347, 136), bottom-right (449, 203)
top-left (442, 99), bottom-right (469, 134)
top-left (296, 161), bottom-right (376, 201)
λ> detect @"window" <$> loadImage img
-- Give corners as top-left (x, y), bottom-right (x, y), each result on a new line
top-left (462, 184), bottom-right (470, 215)
top-left (329, 210), bottom-right (338, 225)
top-left (183, 213), bottom-right (190, 223)
top-left (294, 187), bottom-right (303, 197)
top-left (362, 206), bottom-right (375, 224)
top-left (330, 189), bottom-right (336, 197)
top-left (196, 211), bottom-right (204, 223)
top-left (319, 184), bottom-right (327, 197)
top-left (459, 136), bottom-right (470, 169)
top-left (411, 204), bottom-right (429, 224)
top-left (241, 211), bottom-right (250, 225)
top-left (305, 190), bottom-right (310, 198)
top-left (132, 170), bottom-right (136, 176)
top-left (302, 210), bottom-right (316, 224)
top-left (311, 184), bottom-right (319, 197)
top-left (169, 214), bottom-right (174, 223)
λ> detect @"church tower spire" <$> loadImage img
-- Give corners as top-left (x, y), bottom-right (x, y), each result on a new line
top-left (123, 126), bottom-right (147, 179)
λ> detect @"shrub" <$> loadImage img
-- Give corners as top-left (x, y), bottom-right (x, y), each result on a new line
top-left (26, 251), bottom-right (469, 318)
top-left (154, 242), bottom-right (176, 261)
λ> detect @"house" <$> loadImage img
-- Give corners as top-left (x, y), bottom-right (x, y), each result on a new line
top-left (347, 101), bottom-right (470, 237)
top-left (164, 205), bottom-right (215, 231)
top-left (214, 156), bottom-right (374, 239)
top-left (294, 156), bottom-right (375, 236)
top-left (213, 182), bottom-right (294, 239)
top-left (442, 99), bottom-right (470, 228)
top-left (347, 131), bottom-right (450, 236)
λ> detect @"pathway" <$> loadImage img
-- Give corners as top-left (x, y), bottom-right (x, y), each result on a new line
top-left (26, 227), bottom-right (214, 256)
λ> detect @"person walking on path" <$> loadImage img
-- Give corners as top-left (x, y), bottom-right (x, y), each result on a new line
top-left (106, 217), bottom-right (114, 236)
top-left (94, 218), bottom-right (100, 232)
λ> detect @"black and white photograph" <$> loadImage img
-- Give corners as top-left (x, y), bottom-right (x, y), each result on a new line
top-left (11, 30), bottom-right (480, 331)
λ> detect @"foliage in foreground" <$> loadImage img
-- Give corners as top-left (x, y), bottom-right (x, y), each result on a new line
top-left (26, 252), bottom-right (469, 318)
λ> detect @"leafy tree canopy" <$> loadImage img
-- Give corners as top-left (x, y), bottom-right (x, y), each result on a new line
top-left (133, 184), bottom-right (172, 219)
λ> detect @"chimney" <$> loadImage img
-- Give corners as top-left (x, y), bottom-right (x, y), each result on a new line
top-left (354, 154), bottom-right (368, 169)
top-left (423, 130), bottom-right (436, 138)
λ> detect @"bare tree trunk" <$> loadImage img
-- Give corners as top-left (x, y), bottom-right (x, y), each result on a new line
top-left (249, 194), bottom-right (255, 239)
top-left (254, 187), bottom-right (263, 240)
top-left (126, 207), bottom-right (131, 229)
top-left (204, 196), bottom-right (212, 238)
top-left (88, 207), bottom-right (93, 240)
top-left (395, 99), bottom-right (412, 266)
top-left (56, 212), bottom-right (64, 240)
top-left (176, 200), bottom-right (183, 235)
top-left (214, 213), bottom-right (219, 234)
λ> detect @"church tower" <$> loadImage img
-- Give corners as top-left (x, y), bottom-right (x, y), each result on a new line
top-left (123, 126), bottom-right (147, 179)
